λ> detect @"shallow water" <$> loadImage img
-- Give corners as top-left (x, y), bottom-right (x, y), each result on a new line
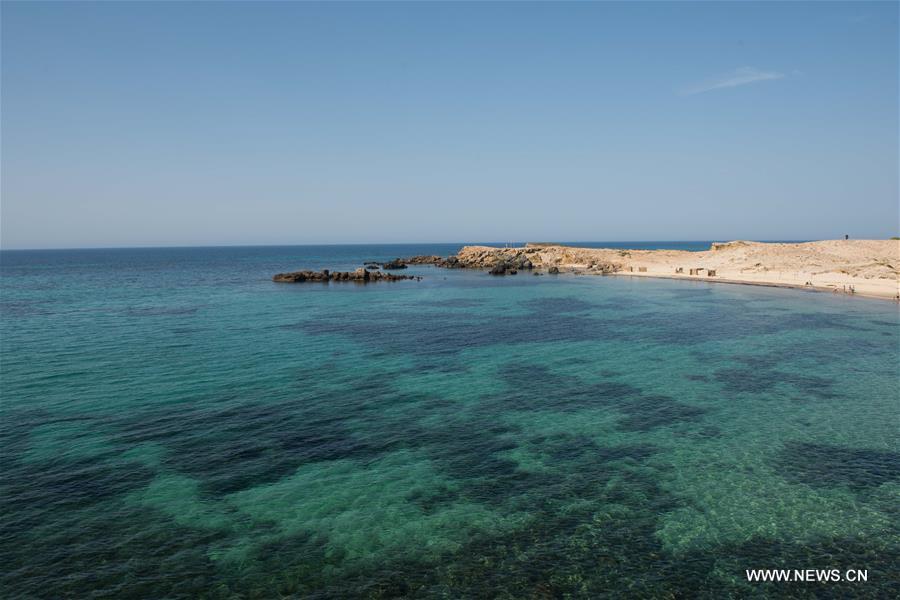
top-left (1, 244), bottom-right (898, 598)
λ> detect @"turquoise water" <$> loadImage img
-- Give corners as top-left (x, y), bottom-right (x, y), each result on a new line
top-left (1, 245), bottom-right (898, 598)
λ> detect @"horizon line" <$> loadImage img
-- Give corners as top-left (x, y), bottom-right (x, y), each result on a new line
top-left (0, 238), bottom-right (839, 252)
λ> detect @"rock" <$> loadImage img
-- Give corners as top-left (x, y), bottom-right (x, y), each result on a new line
top-left (273, 268), bottom-right (419, 283)
top-left (403, 254), bottom-right (464, 269)
top-left (548, 266), bottom-right (560, 274)
top-left (489, 263), bottom-right (508, 276)
top-left (273, 270), bottom-right (328, 282)
top-left (382, 258), bottom-right (408, 270)
top-left (404, 255), bottom-right (443, 265)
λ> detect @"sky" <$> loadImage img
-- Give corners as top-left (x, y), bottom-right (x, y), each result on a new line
top-left (1, 1), bottom-right (898, 249)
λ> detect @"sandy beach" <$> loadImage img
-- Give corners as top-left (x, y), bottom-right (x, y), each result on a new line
top-left (454, 240), bottom-right (900, 301)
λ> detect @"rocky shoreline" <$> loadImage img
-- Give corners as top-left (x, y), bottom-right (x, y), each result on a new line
top-left (433, 241), bottom-right (899, 300)
top-left (399, 247), bottom-right (619, 276)
top-left (272, 240), bottom-right (899, 299)
top-left (272, 247), bottom-right (621, 284)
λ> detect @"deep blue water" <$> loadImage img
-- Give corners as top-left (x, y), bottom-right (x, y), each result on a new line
top-left (1, 244), bottom-right (898, 598)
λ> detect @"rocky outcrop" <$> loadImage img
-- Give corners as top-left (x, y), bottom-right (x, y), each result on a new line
top-left (273, 268), bottom-right (420, 283)
top-left (398, 245), bottom-right (624, 276)
top-left (485, 256), bottom-right (533, 276)
top-left (405, 255), bottom-right (442, 265)
top-left (381, 258), bottom-right (408, 270)
top-left (489, 263), bottom-right (517, 276)
top-left (454, 246), bottom-right (623, 275)
top-left (404, 255), bottom-right (462, 268)
top-left (452, 247), bottom-right (539, 269)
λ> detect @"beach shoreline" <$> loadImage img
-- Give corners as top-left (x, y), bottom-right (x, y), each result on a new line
top-left (449, 240), bottom-right (900, 302)
top-left (609, 271), bottom-right (894, 301)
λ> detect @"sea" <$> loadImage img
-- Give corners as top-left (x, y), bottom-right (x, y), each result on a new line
top-left (1, 243), bottom-right (898, 598)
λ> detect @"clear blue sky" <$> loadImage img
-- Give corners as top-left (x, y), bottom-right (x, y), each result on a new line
top-left (2, 1), bottom-right (897, 249)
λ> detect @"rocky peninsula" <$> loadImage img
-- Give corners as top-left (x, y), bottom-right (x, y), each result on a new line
top-left (405, 240), bottom-right (900, 300)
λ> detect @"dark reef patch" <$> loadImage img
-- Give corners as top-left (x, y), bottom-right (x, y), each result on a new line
top-left (347, 467), bottom-right (692, 600)
top-left (496, 361), bottom-right (640, 410)
top-left (0, 410), bottom-right (152, 539)
top-left (491, 361), bottom-right (709, 432)
top-left (714, 359), bottom-right (839, 400)
top-left (405, 483), bottom-right (460, 514)
top-left (617, 394), bottom-right (708, 432)
top-left (777, 442), bottom-right (900, 490)
top-left (528, 433), bottom-right (658, 466)
top-left (299, 299), bottom-right (619, 356)
top-left (391, 415), bottom-right (529, 504)
top-left (0, 504), bottom-right (224, 599)
top-left (1, 455), bottom-right (156, 533)
top-left (625, 305), bottom-right (865, 347)
top-left (111, 385), bottom-right (416, 495)
top-left (299, 288), bottom-right (876, 359)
